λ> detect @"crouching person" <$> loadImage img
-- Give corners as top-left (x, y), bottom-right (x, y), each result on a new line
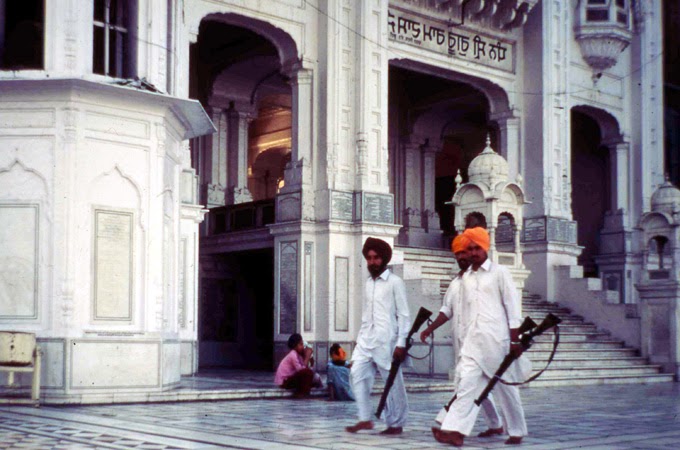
top-left (275, 333), bottom-right (323, 398)
top-left (327, 344), bottom-right (355, 401)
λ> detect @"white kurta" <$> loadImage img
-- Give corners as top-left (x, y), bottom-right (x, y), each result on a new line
top-left (440, 259), bottom-right (528, 437)
top-left (351, 269), bottom-right (411, 427)
top-left (435, 274), bottom-right (502, 429)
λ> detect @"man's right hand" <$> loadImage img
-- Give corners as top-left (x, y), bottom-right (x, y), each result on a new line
top-left (420, 328), bottom-right (432, 343)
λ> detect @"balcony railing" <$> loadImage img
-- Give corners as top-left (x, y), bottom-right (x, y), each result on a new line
top-left (207, 199), bottom-right (275, 235)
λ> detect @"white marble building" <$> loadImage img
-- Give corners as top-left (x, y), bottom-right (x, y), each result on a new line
top-left (0, 0), bottom-right (676, 403)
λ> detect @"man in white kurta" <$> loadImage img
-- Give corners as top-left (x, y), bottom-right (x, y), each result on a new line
top-left (420, 235), bottom-right (502, 436)
top-left (346, 237), bottom-right (411, 435)
top-left (433, 227), bottom-right (528, 447)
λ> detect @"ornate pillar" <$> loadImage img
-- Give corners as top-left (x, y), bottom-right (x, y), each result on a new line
top-left (402, 139), bottom-right (422, 229)
top-left (607, 140), bottom-right (631, 218)
top-left (225, 106), bottom-right (252, 205)
top-left (276, 65), bottom-right (314, 222)
top-left (492, 113), bottom-right (521, 181)
top-left (201, 106), bottom-right (227, 207)
top-left (421, 143), bottom-right (439, 231)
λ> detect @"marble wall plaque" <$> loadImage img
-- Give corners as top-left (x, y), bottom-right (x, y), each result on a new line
top-left (334, 257), bottom-right (349, 331)
top-left (303, 242), bottom-right (313, 332)
top-left (94, 210), bottom-right (133, 320)
top-left (330, 191), bottom-right (354, 221)
top-left (277, 193), bottom-right (301, 222)
top-left (362, 192), bottom-right (394, 224)
top-left (495, 214), bottom-right (514, 243)
top-left (0, 205), bottom-right (38, 319)
top-left (70, 340), bottom-right (159, 388)
top-left (522, 217), bottom-right (546, 242)
top-left (178, 238), bottom-right (187, 329)
top-left (279, 241), bottom-right (298, 334)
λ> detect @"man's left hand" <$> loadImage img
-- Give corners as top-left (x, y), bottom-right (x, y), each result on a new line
top-left (393, 346), bottom-right (406, 363)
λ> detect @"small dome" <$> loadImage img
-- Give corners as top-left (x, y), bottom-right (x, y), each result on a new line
top-left (651, 178), bottom-right (680, 214)
top-left (467, 135), bottom-right (509, 187)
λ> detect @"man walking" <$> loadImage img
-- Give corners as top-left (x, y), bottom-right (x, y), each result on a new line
top-left (431, 227), bottom-right (528, 447)
top-left (346, 237), bottom-right (411, 435)
top-left (420, 234), bottom-right (503, 438)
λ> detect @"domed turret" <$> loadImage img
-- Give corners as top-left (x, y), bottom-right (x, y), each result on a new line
top-left (651, 177), bottom-right (680, 215)
top-left (467, 135), bottom-right (509, 188)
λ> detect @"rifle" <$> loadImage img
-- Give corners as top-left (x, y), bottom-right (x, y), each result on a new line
top-left (474, 313), bottom-right (562, 406)
top-left (437, 316), bottom-right (537, 418)
top-left (375, 306), bottom-right (432, 419)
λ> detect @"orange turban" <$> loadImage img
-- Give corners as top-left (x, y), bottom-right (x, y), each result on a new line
top-left (463, 227), bottom-right (490, 252)
top-left (451, 234), bottom-right (471, 253)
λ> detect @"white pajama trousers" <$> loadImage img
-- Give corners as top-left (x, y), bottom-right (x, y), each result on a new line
top-left (435, 395), bottom-right (502, 429)
top-left (350, 358), bottom-right (408, 428)
top-left (441, 355), bottom-right (527, 437)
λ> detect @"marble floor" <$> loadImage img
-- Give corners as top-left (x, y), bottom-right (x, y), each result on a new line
top-left (0, 382), bottom-right (678, 449)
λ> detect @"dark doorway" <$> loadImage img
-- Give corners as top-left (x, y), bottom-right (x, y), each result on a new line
top-left (571, 110), bottom-right (610, 277)
top-left (199, 248), bottom-right (274, 370)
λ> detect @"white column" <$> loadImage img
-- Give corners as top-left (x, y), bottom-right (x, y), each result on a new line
top-left (226, 107), bottom-right (252, 204)
top-left (421, 145), bottom-right (440, 231)
top-left (493, 113), bottom-right (521, 181)
top-left (403, 140), bottom-right (422, 228)
top-left (281, 67), bottom-right (314, 192)
top-left (638, 1), bottom-right (665, 211)
top-left (354, 0), bottom-right (389, 192)
top-left (202, 107), bottom-right (226, 207)
top-left (608, 141), bottom-right (631, 216)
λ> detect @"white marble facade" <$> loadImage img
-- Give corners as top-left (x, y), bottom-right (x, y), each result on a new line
top-left (0, 0), bottom-right (672, 401)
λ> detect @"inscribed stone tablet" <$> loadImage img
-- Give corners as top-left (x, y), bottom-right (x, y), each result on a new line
top-left (0, 205), bottom-right (38, 318)
top-left (279, 241), bottom-right (298, 334)
top-left (94, 210), bottom-right (133, 320)
top-left (363, 193), bottom-right (394, 223)
top-left (331, 191), bottom-right (353, 221)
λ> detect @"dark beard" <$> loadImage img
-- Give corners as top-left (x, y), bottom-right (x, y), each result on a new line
top-left (368, 264), bottom-right (385, 278)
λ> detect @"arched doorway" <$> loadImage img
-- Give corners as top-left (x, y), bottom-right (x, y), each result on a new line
top-left (570, 110), bottom-right (610, 277)
top-left (388, 63), bottom-right (499, 248)
top-left (190, 15), bottom-right (297, 370)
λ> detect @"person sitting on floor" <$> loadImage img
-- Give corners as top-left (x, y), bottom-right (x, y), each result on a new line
top-left (327, 343), bottom-right (355, 401)
top-left (274, 333), bottom-right (323, 398)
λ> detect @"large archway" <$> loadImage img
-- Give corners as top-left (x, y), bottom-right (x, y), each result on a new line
top-left (190, 15), bottom-right (297, 370)
top-left (570, 109), bottom-right (611, 276)
top-left (388, 62), bottom-right (505, 248)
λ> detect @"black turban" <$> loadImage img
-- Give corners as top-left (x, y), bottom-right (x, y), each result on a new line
top-left (362, 237), bottom-right (392, 265)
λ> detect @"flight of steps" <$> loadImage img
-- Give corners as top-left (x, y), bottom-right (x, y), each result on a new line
top-left (398, 246), bottom-right (675, 386)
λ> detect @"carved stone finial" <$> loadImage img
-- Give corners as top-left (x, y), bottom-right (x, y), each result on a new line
top-left (455, 169), bottom-right (463, 185)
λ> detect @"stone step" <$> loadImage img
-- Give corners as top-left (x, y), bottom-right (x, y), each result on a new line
top-left (533, 365), bottom-right (663, 378)
top-left (530, 340), bottom-right (624, 350)
top-left (526, 348), bottom-right (638, 359)
top-left (530, 357), bottom-right (649, 368)
top-left (532, 332), bottom-right (610, 342)
top-left (527, 373), bottom-right (675, 387)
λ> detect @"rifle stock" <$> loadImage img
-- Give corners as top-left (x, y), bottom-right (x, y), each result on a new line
top-left (375, 307), bottom-right (432, 419)
top-left (474, 313), bottom-right (561, 406)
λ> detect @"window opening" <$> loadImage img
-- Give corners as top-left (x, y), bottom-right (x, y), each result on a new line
top-left (0, 0), bottom-right (44, 70)
top-left (93, 0), bottom-right (136, 77)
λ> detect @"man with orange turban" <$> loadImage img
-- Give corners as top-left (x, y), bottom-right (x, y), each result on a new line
top-left (431, 227), bottom-right (529, 447)
top-left (420, 234), bottom-right (503, 439)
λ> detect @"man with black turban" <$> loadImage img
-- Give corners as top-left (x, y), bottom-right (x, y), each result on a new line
top-left (346, 237), bottom-right (411, 436)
